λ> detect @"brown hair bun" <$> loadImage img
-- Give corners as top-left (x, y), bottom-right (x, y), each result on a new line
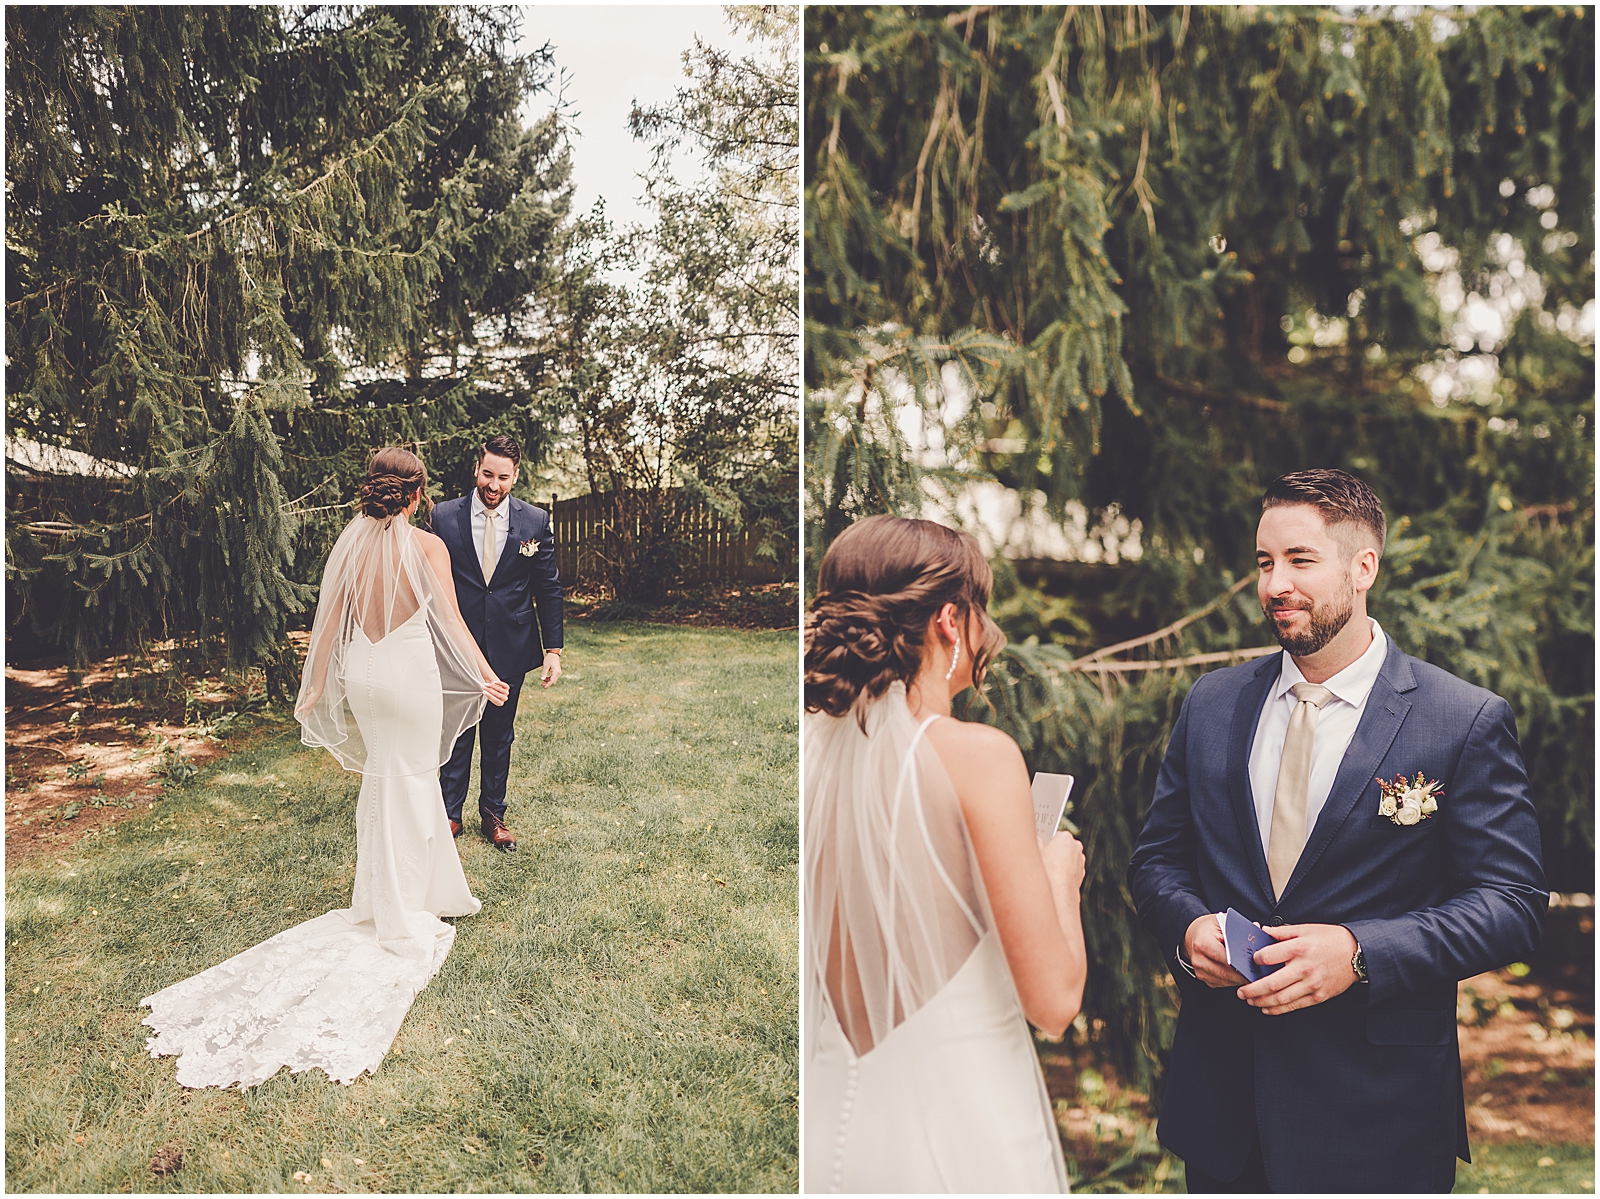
top-left (357, 447), bottom-right (431, 521)
top-left (805, 515), bottom-right (1005, 719)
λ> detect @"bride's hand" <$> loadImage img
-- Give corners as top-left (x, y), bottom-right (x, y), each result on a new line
top-left (1039, 830), bottom-right (1086, 895)
top-left (483, 675), bottom-right (510, 706)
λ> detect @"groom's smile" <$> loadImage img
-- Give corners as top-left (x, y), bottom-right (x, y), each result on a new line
top-left (475, 450), bottom-right (518, 509)
top-left (1256, 503), bottom-right (1374, 667)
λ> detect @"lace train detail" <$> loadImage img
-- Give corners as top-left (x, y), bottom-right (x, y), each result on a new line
top-left (141, 910), bottom-right (454, 1088)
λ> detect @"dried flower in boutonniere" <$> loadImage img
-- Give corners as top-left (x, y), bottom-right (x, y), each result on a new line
top-left (517, 538), bottom-right (537, 557)
top-left (1377, 772), bottom-right (1442, 826)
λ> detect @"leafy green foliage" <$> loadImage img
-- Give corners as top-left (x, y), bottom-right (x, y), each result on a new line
top-left (807, 5), bottom-right (1594, 1089)
top-left (543, 8), bottom-right (799, 601)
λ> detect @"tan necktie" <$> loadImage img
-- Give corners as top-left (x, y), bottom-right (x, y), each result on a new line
top-left (481, 507), bottom-right (498, 581)
top-left (1266, 681), bottom-right (1335, 900)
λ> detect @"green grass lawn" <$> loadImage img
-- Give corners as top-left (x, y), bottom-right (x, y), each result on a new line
top-left (1451, 1142), bottom-right (1596, 1194)
top-left (5, 623), bottom-right (798, 1193)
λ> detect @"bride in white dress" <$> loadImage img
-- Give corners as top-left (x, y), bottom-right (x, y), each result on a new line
top-left (142, 448), bottom-right (509, 1089)
top-left (804, 514), bottom-right (1088, 1193)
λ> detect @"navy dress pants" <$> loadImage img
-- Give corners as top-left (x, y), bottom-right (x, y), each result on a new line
top-left (440, 677), bottom-right (523, 824)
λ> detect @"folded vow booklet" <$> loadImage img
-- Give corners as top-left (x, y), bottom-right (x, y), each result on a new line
top-left (1222, 908), bottom-right (1283, 983)
top-left (1031, 772), bottom-right (1075, 842)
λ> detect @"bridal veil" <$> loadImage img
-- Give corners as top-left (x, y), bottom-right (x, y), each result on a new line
top-left (804, 682), bottom-right (991, 1056)
top-left (295, 513), bottom-right (486, 774)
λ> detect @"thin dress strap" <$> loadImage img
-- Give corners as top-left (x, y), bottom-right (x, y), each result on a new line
top-left (904, 713), bottom-right (982, 937)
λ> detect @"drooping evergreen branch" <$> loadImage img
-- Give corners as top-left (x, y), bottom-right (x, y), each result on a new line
top-left (5, 6), bottom-right (575, 696)
top-left (813, 4), bottom-right (1594, 1088)
top-left (1072, 576), bottom-right (1255, 666)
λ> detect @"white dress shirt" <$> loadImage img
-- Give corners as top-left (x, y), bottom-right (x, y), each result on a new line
top-left (470, 489), bottom-right (512, 576)
top-left (1247, 617), bottom-right (1389, 857)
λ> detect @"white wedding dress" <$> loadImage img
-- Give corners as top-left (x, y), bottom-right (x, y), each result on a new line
top-left (142, 516), bottom-right (488, 1088)
top-left (804, 685), bottom-right (1069, 1193)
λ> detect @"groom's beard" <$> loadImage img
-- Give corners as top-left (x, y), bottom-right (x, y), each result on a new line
top-left (477, 484), bottom-right (508, 509)
top-left (1265, 583), bottom-right (1355, 658)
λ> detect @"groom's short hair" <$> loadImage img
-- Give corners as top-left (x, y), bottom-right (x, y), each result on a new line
top-left (1263, 469), bottom-right (1386, 557)
top-left (477, 433), bottom-right (522, 467)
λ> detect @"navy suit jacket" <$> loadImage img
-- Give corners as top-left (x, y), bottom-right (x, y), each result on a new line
top-left (1128, 635), bottom-right (1545, 1193)
top-left (428, 494), bottom-right (563, 679)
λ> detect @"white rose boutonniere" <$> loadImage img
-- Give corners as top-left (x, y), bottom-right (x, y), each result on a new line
top-left (1377, 772), bottom-right (1442, 826)
top-left (517, 538), bottom-right (538, 557)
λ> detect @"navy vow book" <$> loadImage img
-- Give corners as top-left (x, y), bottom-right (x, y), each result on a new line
top-left (1223, 908), bottom-right (1283, 982)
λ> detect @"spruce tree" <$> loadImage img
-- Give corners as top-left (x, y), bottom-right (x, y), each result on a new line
top-left (6, 6), bottom-right (572, 694)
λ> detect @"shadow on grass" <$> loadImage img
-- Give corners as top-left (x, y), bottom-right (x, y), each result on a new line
top-left (5, 623), bottom-right (798, 1193)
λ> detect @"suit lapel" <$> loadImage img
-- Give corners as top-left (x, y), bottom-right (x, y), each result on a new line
top-left (1278, 637), bottom-right (1416, 904)
top-left (1228, 654), bottom-right (1281, 907)
top-left (454, 496), bottom-right (480, 585)
top-left (487, 498), bottom-right (524, 587)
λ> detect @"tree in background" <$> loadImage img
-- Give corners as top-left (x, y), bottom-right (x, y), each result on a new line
top-left (805, 5), bottom-right (1593, 1091)
top-left (5, 6), bottom-right (571, 694)
top-left (541, 4), bottom-right (799, 602)
top-left (631, 4), bottom-right (800, 571)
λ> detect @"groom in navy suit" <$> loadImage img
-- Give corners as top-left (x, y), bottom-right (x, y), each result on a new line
top-left (1129, 470), bottom-right (1545, 1193)
top-left (428, 434), bottom-right (564, 851)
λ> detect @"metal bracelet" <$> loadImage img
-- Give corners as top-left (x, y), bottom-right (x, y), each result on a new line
top-left (1175, 944), bottom-right (1197, 978)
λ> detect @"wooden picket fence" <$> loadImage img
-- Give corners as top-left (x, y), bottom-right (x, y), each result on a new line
top-left (546, 485), bottom-right (795, 591)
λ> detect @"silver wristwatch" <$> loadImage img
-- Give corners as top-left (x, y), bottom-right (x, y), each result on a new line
top-left (1352, 942), bottom-right (1368, 983)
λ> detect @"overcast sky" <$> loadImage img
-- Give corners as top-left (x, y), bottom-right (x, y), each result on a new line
top-left (518, 6), bottom-right (756, 232)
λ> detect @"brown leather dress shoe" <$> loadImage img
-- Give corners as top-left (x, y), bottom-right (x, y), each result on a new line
top-left (448, 819), bottom-right (463, 838)
top-left (482, 815), bottom-right (517, 852)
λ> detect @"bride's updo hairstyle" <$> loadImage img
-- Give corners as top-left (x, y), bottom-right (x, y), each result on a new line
top-left (806, 514), bottom-right (1005, 719)
top-left (357, 447), bottom-right (431, 521)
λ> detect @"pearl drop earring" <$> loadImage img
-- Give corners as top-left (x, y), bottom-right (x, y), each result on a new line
top-left (945, 637), bottom-right (962, 681)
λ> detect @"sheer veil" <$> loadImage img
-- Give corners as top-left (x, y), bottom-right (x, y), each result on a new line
top-left (804, 682), bottom-right (992, 1056)
top-left (295, 514), bottom-right (487, 774)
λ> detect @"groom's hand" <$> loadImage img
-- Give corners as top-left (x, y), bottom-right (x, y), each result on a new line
top-left (540, 651), bottom-right (562, 689)
top-left (1239, 923), bottom-right (1358, 1014)
top-left (1184, 913), bottom-right (1248, 988)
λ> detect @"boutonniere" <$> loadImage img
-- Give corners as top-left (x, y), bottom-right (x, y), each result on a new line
top-left (517, 538), bottom-right (538, 557)
top-left (1377, 772), bottom-right (1443, 826)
